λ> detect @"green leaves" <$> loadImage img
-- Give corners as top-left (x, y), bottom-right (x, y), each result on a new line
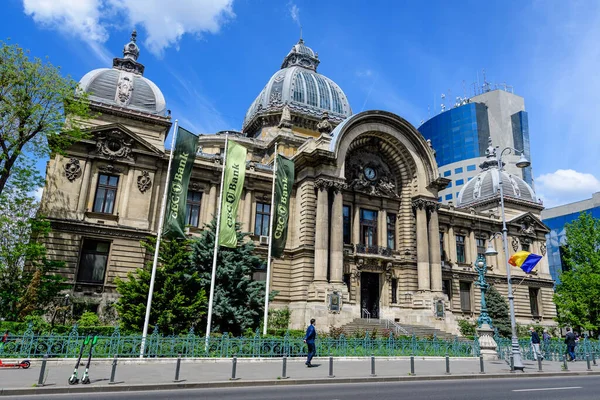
top-left (485, 285), bottom-right (511, 337)
top-left (554, 213), bottom-right (600, 334)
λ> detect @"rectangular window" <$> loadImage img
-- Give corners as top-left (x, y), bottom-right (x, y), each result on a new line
top-left (343, 273), bottom-right (351, 292)
top-left (443, 279), bottom-right (452, 300)
top-left (254, 202), bottom-right (271, 236)
top-left (343, 205), bottom-right (351, 244)
top-left (445, 194), bottom-right (453, 201)
top-left (468, 177), bottom-right (473, 181)
top-left (456, 235), bottom-right (466, 263)
top-left (360, 209), bottom-right (378, 246)
top-left (460, 281), bottom-right (472, 311)
top-left (521, 242), bottom-right (530, 252)
top-left (77, 240), bottom-right (110, 284)
top-left (529, 287), bottom-right (539, 316)
top-left (476, 238), bottom-right (486, 260)
top-left (454, 167), bottom-right (463, 174)
top-left (456, 179), bottom-right (464, 186)
top-left (438, 197), bottom-right (442, 202)
top-left (447, 181), bottom-right (453, 188)
top-left (391, 278), bottom-right (398, 303)
top-left (185, 191), bottom-right (202, 227)
top-left (439, 232), bottom-right (445, 261)
top-left (467, 165), bottom-right (476, 171)
top-left (443, 170), bottom-right (451, 177)
top-left (387, 213), bottom-right (396, 249)
top-left (93, 174), bottom-right (119, 214)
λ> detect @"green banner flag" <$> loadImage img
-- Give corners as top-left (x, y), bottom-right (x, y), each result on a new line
top-left (272, 154), bottom-right (295, 258)
top-left (218, 139), bottom-right (247, 248)
top-left (163, 126), bottom-right (198, 239)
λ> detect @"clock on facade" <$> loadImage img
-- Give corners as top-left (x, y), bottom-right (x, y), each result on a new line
top-left (364, 167), bottom-right (377, 181)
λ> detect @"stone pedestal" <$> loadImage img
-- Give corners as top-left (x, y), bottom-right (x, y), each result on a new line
top-left (477, 324), bottom-right (498, 360)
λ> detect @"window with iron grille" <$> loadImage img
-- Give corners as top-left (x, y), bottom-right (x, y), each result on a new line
top-left (254, 202), bottom-right (271, 236)
top-left (93, 174), bottom-right (119, 214)
top-left (391, 278), bottom-right (398, 303)
top-left (476, 238), bottom-right (486, 260)
top-left (456, 235), bottom-right (466, 263)
top-left (440, 232), bottom-right (445, 260)
top-left (529, 287), bottom-right (540, 316)
top-left (186, 191), bottom-right (202, 227)
top-left (460, 281), bottom-right (471, 311)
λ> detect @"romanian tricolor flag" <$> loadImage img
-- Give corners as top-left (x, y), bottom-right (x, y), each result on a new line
top-left (508, 251), bottom-right (542, 274)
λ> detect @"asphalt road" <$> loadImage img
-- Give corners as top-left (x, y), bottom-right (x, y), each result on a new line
top-left (4, 376), bottom-right (599, 400)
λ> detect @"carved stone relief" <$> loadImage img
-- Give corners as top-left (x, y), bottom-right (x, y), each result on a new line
top-left (94, 131), bottom-right (134, 161)
top-left (99, 165), bottom-right (123, 175)
top-left (540, 242), bottom-right (547, 256)
top-left (316, 111), bottom-right (333, 135)
top-left (116, 74), bottom-right (134, 107)
top-left (346, 146), bottom-right (399, 197)
top-left (519, 216), bottom-right (537, 236)
top-left (64, 158), bottom-right (82, 182)
top-left (511, 237), bottom-right (519, 252)
top-left (137, 170), bottom-right (152, 193)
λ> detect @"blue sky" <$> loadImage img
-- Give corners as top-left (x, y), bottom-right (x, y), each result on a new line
top-left (2, 0), bottom-right (599, 207)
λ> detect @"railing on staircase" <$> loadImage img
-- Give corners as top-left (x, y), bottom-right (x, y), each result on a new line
top-left (362, 308), bottom-right (371, 320)
top-left (382, 319), bottom-right (410, 335)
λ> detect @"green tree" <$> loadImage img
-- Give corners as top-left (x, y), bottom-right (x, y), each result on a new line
top-left (190, 220), bottom-right (275, 336)
top-left (485, 285), bottom-right (511, 337)
top-left (0, 160), bottom-right (67, 321)
top-left (0, 40), bottom-right (91, 196)
top-left (115, 237), bottom-right (207, 333)
top-left (554, 212), bottom-right (600, 334)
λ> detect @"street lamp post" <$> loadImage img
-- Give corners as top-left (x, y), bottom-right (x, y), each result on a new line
top-left (484, 145), bottom-right (530, 371)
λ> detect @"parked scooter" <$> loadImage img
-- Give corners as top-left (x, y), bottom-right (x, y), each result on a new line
top-left (80, 335), bottom-right (98, 384)
top-left (68, 335), bottom-right (90, 385)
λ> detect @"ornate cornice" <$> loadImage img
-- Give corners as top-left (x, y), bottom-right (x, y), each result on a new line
top-left (49, 219), bottom-right (152, 241)
top-left (314, 178), bottom-right (334, 191)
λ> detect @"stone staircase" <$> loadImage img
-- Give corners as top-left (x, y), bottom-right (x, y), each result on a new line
top-left (340, 318), bottom-right (467, 342)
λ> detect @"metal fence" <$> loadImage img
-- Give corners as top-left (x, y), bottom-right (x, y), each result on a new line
top-left (496, 335), bottom-right (600, 361)
top-left (0, 324), bottom-right (479, 359)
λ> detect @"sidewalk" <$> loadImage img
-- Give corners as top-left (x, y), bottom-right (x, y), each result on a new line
top-left (1, 356), bottom-right (598, 396)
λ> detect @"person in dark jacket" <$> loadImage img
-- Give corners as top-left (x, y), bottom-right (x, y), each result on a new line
top-left (529, 327), bottom-right (542, 361)
top-left (565, 327), bottom-right (577, 361)
top-left (304, 319), bottom-right (316, 367)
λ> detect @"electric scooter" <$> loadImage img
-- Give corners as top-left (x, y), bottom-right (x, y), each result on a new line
top-left (80, 335), bottom-right (98, 384)
top-left (68, 335), bottom-right (90, 385)
top-left (0, 359), bottom-right (30, 369)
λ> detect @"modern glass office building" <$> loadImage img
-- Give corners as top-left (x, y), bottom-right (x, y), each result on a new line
top-left (418, 89), bottom-right (533, 204)
top-left (541, 192), bottom-right (600, 283)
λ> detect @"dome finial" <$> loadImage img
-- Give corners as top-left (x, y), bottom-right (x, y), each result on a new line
top-left (123, 30), bottom-right (140, 61)
top-left (130, 29), bottom-right (137, 43)
top-left (299, 26), bottom-right (303, 43)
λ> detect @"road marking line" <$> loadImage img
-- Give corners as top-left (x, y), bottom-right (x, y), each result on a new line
top-left (513, 387), bottom-right (582, 392)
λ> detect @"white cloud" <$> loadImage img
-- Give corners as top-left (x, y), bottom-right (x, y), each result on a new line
top-left (23, 0), bottom-right (108, 42)
top-left (33, 187), bottom-right (44, 202)
top-left (22, 0), bottom-right (235, 57)
top-left (288, 2), bottom-right (301, 27)
top-left (536, 169), bottom-right (600, 207)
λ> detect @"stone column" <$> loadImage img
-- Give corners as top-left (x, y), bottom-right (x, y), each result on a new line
top-left (413, 199), bottom-right (430, 292)
top-left (466, 230), bottom-right (476, 264)
top-left (330, 183), bottom-right (345, 284)
top-left (313, 179), bottom-right (330, 282)
top-left (119, 167), bottom-right (134, 218)
top-left (352, 204), bottom-right (360, 245)
top-left (242, 189), bottom-right (253, 232)
top-left (447, 225), bottom-right (458, 264)
top-left (206, 183), bottom-right (218, 223)
top-left (428, 203), bottom-right (442, 292)
top-left (495, 234), bottom-right (506, 275)
top-left (380, 208), bottom-right (388, 249)
top-left (77, 160), bottom-right (92, 214)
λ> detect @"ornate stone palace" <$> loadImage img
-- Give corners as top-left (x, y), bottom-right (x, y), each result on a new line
top-left (39, 32), bottom-right (556, 333)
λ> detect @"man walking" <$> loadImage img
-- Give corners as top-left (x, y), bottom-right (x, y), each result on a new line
top-left (304, 318), bottom-right (316, 367)
top-left (529, 327), bottom-right (542, 361)
top-left (565, 327), bottom-right (577, 361)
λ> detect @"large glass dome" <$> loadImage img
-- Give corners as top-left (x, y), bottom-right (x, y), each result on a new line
top-left (242, 39), bottom-right (352, 132)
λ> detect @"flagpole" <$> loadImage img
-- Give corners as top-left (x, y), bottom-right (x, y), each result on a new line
top-left (140, 119), bottom-right (179, 358)
top-left (263, 142), bottom-right (278, 336)
top-left (205, 135), bottom-right (229, 348)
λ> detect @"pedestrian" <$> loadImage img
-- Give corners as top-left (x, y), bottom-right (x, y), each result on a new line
top-left (529, 327), bottom-right (542, 361)
top-left (542, 329), bottom-right (551, 356)
top-left (565, 327), bottom-right (577, 361)
top-left (304, 318), bottom-right (316, 367)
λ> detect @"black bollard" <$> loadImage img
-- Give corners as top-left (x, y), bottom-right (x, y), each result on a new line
top-left (537, 356), bottom-right (542, 372)
top-left (586, 354), bottom-right (592, 371)
top-left (445, 354), bottom-right (450, 375)
top-left (563, 354), bottom-right (568, 371)
top-left (410, 355), bottom-right (415, 376)
top-left (480, 356), bottom-right (485, 374)
top-left (37, 354), bottom-right (48, 386)
top-left (230, 355), bottom-right (240, 380)
top-left (510, 355), bottom-right (514, 373)
top-left (328, 356), bottom-right (334, 378)
top-left (281, 356), bottom-right (289, 379)
top-left (173, 354), bottom-right (182, 382)
top-left (370, 355), bottom-right (376, 377)
top-left (109, 355), bottom-right (118, 384)
top-left (593, 352), bottom-right (597, 366)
